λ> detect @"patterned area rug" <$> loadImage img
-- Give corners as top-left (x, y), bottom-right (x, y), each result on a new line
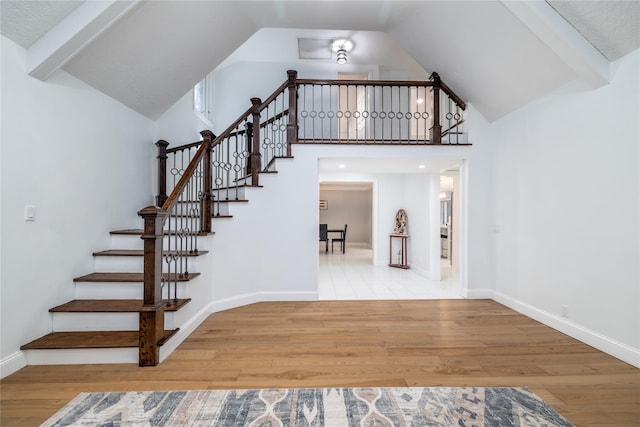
top-left (41, 387), bottom-right (573, 426)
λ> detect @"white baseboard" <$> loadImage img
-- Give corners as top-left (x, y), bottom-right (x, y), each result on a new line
top-left (492, 290), bottom-right (640, 368)
top-left (209, 291), bottom-right (318, 314)
top-left (0, 351), bottom-right (27, 379)
top-left (465, 289), bottom-right (494, 299)
top-left (24, 348), bottom-right (137, 366)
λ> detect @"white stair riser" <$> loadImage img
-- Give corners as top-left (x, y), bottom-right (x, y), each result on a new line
top-left (94, 257), bottom-right (144, 273)
top-left (25, 348), bottom-right (138, 365)
top-left (74, 282), bottom-right (190, 300)
top-left (212, 187), bottom-right (246, 199)
top-left (93, 256), bottom-right (201, 273)
top-left (110, 234), bottom-right (143, 249)
top-left (52, 312), bottom-right (177, 331)
top-left (110, 234), bottom-right (211, 251)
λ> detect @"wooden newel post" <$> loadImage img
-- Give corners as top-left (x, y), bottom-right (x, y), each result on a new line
top-left (200, 130), bottom-right (214, 234)
top-left (245, 122), bottom-right (254, 178)
top-left (250, 97), bottom-right (262, 187)
top-left (138, 206), bottom-right (168, 366)
top-left (430, 72), bottom-right (442, 145)
top-left (156, 140), bottom-right (169, 206)
top-left (286, 70), bottom-right (298, 156)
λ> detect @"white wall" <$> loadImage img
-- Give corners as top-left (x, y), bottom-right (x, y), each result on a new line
top-left (155, 90), bottom-right (213, 146)
top-left (319, 188), bottom-right (372, 246)
top-left (0, 36), bottom-right (157, 376)
top-left (478, 50), bottom-right (640, 365)
top-left (403, 174), bottom-right (431, 275)
top-left (208, 157), bottom-right (318, 304)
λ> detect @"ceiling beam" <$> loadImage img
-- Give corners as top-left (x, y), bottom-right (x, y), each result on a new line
top-left (27, 1), bottom-right (139, 80)
top-left (501, 0), bottom-right (610, 88)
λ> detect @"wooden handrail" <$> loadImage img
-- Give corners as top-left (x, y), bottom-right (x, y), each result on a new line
top-left (258, 80), bottom-right (288, 112)
top-left (297, 78), bottom-right (435, 87)
top-left (166, 140), bottom-right (204, 154)
top-left (439, 80), bottom-right (466, 111)
top-left (161, 130), bottom-right (214, 211)
top-left (298, 75), bottom-right (465, 109)
top-left (442, 120), bottom-right (466, 136)
top-left (225, 110), bottom-right (289, 139)
top-left (260, 109), bottom-right (289, 129)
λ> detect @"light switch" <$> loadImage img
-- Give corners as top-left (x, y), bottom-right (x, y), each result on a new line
top-left (25, 205), bottom-right (36, 221)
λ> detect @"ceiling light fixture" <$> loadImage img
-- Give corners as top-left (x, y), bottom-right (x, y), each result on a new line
top-left (332, 39), bottom-right (353, 65)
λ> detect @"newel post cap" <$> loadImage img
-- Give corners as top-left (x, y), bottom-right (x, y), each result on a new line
top-left (137, 205), bottom-right (168, 218)
top-left (200, 129), bottom-right (215, 139)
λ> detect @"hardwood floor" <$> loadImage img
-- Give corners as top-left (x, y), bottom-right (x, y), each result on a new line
top-left (1, 299), bottom-right (638, 426)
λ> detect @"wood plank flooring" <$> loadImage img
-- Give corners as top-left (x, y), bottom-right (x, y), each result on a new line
top-left (2, 299), bottom-right (638, 426)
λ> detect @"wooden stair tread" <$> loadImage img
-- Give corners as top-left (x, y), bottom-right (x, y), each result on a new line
top-left (212, 214), bottom-right (233, 218)
top-left (93, 249), bottom-right (209, 257)
top-left (110, 229), bottom-right (214, 236)
top-left (110, 229), bottom-right (144, 235)
top-left (20, 330), bottom-right (178, 350)
top-left (49, 299), bottom-right (191, 313)
top-left (73, 272), bottom-right (200, 282)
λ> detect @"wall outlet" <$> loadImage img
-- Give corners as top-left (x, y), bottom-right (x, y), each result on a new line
top-left (561, 304), bottom-right (569, 318)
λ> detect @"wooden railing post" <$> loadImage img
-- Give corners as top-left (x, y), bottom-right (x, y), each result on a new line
top-left (199, 130), bottom-right (213, 233)
top-left (245, 122), bottom-right (254, 178)
top-left (286, 70), bottom-right (298, 156)
top-left (250, 97), bottom-right (262, 187)
top-left (155, 140), bottom-right (169, 206)
top-left (430, 72), bottom-right (442, 145)
top-left (137, 205), bottom-right (168, 366)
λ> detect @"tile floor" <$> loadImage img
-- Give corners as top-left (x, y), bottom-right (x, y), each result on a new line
top-left (318, 245), bottom-right (462, 300)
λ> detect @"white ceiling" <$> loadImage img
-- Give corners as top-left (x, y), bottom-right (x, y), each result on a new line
top-left (548, 0), bottom-right (640, 61)
top-left (319, 157), bottom-right (462, 175)
top-left (0, 1), bottom-right (82, 47)
top-left (1, 1), bottom-right (638, 122)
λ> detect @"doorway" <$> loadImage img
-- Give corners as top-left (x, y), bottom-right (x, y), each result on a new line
top-left (319, 181), bottom-right (373, 253)
top-left (440, 173), bottom-right (460, 283)
top-left (317, 158), bottom-right (467, 300)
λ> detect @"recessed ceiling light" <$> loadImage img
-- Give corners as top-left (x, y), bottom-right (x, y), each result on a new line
top-left (338, 164), bottom-right (346, 169)
top-left (416, 98), bottom-right (424, 104)
top-left (418, 164), bottom-right (426, 169)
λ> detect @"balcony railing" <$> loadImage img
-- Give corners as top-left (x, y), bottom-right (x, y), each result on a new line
top-left (296, 72), bottom-right (467, 145)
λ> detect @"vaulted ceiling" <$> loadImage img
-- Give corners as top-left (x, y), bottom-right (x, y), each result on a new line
top-left (1, 1), bottom-right (638, 122)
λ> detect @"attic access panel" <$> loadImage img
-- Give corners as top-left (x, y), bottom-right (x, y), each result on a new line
top-left (298, 38), bottom-right (333, 59)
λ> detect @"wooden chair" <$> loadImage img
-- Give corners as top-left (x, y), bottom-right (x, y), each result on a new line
top-left (319, 224), bottom-right (328, 253)
top-left (331, 224), bottom-right (348, 254)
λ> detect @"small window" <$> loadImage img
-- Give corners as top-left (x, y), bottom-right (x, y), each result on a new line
top-left (194, 74), bottom-right (213, 125)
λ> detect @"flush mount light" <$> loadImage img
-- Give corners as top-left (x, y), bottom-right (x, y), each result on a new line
top-left (332, 39), bottom-right (353, 65)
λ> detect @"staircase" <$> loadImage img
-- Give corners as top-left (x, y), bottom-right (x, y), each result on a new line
top-left (19, 70), bottom-right (468, 367)
top-left (18, 165), bottom-right (294, 366)
top-left (19, 229), bottom-right (206, 364)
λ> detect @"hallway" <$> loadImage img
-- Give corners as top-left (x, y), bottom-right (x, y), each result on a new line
top-left (319, 246), bottom-right (461, 300)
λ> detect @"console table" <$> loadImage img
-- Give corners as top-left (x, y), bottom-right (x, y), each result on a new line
top-left (389, 234), bottom-right (409, 269)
